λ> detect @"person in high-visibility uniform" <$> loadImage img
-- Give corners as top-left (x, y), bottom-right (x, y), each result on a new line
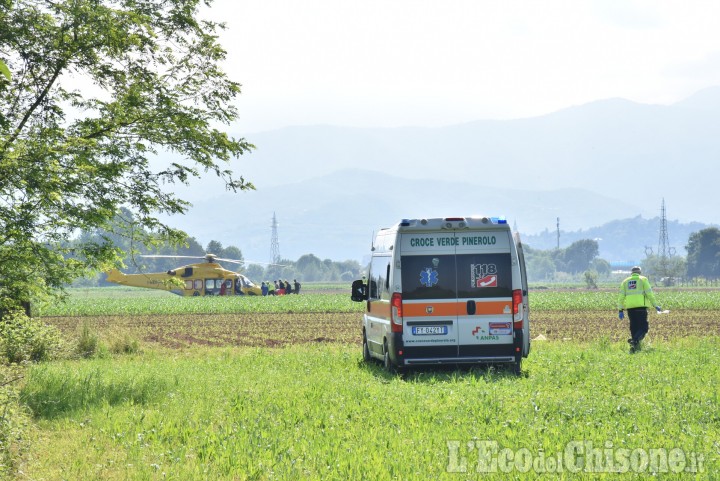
top-left (617, 266), bottom-right (663, 352)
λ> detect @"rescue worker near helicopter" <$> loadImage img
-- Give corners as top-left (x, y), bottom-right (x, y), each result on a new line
top-left (617, 266), bottom-right (663, 353)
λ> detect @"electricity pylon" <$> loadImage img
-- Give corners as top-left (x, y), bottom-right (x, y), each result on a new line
top-left (270, 212), bottom-right (280, 264)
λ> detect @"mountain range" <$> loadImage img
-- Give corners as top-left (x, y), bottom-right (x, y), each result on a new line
top-left (161, 87), bottom-right (720, 263)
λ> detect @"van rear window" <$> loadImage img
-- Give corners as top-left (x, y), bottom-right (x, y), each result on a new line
top-left (456, 253), bottom-right (512, 299)
top-left (401, 255), bottom-right (456, 300)
top-left (401, 253), bottom-right (512, 300)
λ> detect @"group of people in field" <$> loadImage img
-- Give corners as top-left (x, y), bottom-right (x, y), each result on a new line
top-left (260, 279), bottom-right (301, 296)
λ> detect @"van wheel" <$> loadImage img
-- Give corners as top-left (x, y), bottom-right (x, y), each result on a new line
top-left (362, 332), bottom-right (371, 363)
top-left (383, 341), bottom-right (393, 373)
top-left (512, 359), bottom-right (522, 376)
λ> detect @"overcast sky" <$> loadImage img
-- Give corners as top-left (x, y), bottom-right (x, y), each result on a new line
top-left (207, 0), bottom-right (720, 133)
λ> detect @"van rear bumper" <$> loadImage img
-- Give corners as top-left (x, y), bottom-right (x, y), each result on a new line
top-left (388, 330), bottom-right (524, 367)
top-left (404, 355), bottom-right (516, 366)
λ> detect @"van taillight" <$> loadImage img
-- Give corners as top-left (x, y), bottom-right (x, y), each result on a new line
top-left (512, 289), bottom-right (523, 329)
top-left (391, 292), bottom-right (403, 333)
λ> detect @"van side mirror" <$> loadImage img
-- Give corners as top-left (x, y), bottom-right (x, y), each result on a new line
top-left (350, 279), bottom-right (367, 302)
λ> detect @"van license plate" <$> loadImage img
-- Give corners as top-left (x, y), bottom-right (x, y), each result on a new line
top-left (412, 326), bottom-right (448, 335)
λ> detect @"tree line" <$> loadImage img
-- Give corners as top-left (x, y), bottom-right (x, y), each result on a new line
top-left (70, 209), bottom-right (363, 287)
top-left (523, 227), bottom-right (720, 284)
top-left (84, 225), bottom-right (719, 287)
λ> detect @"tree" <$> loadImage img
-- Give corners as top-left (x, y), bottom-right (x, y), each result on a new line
top-left (222, 246), bottom-right (243, 262)
top-left (0, 59), bottom-right (9, 81)
top-left (244, 264), bottom-right (265, 281)
top-left (178, 237), bottom-right (206, 258)
top-left (523, 245), bottom-right (557, 281)
top-left (641, 254), bottom-right (686, 285)
top-left (589, 258), bottom-right (611, 277)
top-left (0, 0), bottom-right (253, 314)
top-left (562, 239), bottom-right (599, 274)
top-left (206, 241), bottom-right (224, 256)
top-left (584, 270), bottom-right (598, 289)
top-left (527, 254), bottom-right (556, 281)
top-left (266, 257), bottom-right (293, 281)
top-left (296, 254), bottom-right (323, 273)
top-left (686, 228), bottom-right (720, 279)
top-left (221, 245), bottom-right (244, 272)
top-left (336, 259), bottom-right (362, 280)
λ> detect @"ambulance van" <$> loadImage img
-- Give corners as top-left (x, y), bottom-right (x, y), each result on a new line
top-left (351, 216), bottom-right (530, 373)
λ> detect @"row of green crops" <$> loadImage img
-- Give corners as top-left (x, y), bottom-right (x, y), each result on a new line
top-left (39, 292), bottom-right (363, 317)
top-left (38, 287), bottom-right (720, 317)
top-left (531, 289), bottom-right (720, 311)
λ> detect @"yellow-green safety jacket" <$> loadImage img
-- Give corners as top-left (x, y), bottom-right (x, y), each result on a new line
top-left (617, 273), bottom-right (658, 310)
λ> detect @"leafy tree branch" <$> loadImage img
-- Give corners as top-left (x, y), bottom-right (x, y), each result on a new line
top-left (0, 0), bottom-right (254, 312)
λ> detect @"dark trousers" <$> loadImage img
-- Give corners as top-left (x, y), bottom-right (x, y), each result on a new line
top-left (627, 307), bottom-right (649, 344)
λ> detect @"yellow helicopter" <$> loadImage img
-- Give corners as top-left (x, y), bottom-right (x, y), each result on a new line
top-left (105, 254), bottom-right (276, 297)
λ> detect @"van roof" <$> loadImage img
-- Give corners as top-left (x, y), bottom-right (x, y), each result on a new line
top-left (393, 217), bottom-right (510, 231)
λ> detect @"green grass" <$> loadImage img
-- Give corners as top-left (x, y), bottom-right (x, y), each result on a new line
top-left (21, 339), bottom-right (719, 480)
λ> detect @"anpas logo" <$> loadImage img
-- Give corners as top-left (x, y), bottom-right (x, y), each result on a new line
top-left (471, 263), bottom-right (498, 288)
top-left (475, 335), bottom-right (500, 341)
top-left (472, 326), bottom-right (499, 341)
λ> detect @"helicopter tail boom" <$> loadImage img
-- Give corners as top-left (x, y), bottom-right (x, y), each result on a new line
top-left (105, 269), bottom-right (127, 284)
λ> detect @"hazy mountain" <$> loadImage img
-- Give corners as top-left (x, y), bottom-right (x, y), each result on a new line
top-left (161, 89), bottom-right (720, 262)
top-left (522, 216), bottom-right (711, 264)
top-left (229, 91), bottom-right (720, 228)
top-left (161, 169), bottom-right (714, 264)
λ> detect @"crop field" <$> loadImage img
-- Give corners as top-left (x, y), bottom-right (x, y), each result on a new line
top-left (43, 309), bottom-right (720, 350)
top-left (13, 287), bottom-right (720, 479)
top-left (40, 287), bottom-right (720, 347)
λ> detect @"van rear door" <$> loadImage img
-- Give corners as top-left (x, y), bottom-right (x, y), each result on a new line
top-left (399, 233), bottom-right (460, 361)
top-left (454, 244), bottom-right (515, 357)
top-left (399, 229), bottom-right (515, 362)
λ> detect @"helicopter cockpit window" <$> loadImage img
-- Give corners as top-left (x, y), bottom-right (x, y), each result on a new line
top-left (184, 280), bottom-right (193, 290)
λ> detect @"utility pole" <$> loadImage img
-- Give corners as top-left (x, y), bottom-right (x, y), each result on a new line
top-left (556, 217), bottom-right (560, 250)
top-left (270, 212), bottom-right (280, 264)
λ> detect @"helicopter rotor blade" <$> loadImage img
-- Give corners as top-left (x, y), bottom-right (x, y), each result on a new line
top-left (139, 254), bottom-right (286, 267)
top-left (213, 257), bottom-right (244, 265)
top-left (139, 255), bottom-right (200, 259)
top-left (242, 260), bottom-right (287, 267)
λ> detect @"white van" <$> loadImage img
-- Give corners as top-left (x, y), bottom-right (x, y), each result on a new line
top-left (351, 216), bottom-right (530, 373)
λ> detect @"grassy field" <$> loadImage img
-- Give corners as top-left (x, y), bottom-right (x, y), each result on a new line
top-left (11, 288), bottom-right (720, 479)
top-left (20, 341), bottom-right (719, 480)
